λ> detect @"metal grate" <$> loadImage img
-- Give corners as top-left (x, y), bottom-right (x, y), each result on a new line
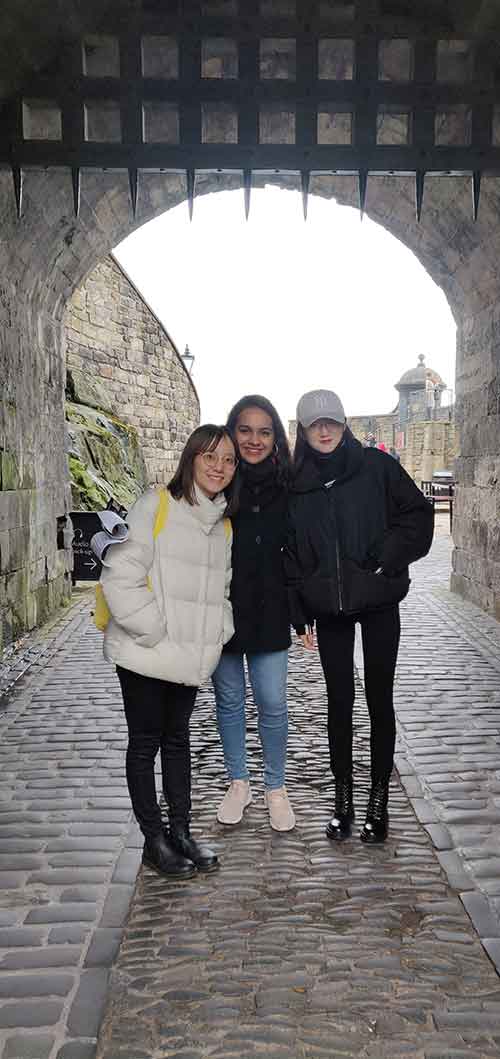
top-left (1, 0), bottom-right (499, 220)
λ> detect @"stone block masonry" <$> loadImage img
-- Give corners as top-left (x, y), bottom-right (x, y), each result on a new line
top-left (65, 255), bottom-right (199, 485)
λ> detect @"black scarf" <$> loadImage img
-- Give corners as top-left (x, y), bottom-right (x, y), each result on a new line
top-left (239, 455), bottom-right (280, 512)
top-left (308, 439), bottom-right (347, 485)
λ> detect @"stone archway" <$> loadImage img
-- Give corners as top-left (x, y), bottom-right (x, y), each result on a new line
top-left (1, 164), bottom-right (499, 646)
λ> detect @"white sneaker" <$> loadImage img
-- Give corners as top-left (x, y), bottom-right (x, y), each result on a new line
top-left (265, 787), bottom-right (296, 832)
top-left (217, 780), bottom-right (252, 825)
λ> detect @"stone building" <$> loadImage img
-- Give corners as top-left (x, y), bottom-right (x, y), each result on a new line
top-left (348, 355), bottom-right (456, 484)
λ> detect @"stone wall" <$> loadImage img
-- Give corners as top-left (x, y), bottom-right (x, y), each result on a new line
top-left (0, 274), bottom-right (72, 652)
top-left (402, 421), bottom-right (457, 484)
top-left (65, 255), bottom-right (200, 484)
top-left (348, 413), bottom-right (397, 451)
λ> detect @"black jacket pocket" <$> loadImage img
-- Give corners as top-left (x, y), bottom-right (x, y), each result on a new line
top-left (340, 558), bottom-right (410, 615)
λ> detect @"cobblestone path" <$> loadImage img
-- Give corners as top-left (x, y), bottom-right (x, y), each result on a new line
top-left (1, 518), bottom-right (500, 1058)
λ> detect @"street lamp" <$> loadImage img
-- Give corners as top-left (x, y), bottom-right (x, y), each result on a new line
top-left (181, 344), bottom-right (195, 375)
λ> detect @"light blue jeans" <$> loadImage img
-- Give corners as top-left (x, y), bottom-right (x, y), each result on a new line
top-left (212, 650), bottom-right (289, 790)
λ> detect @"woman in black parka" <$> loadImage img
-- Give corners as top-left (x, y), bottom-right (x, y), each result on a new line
top-left (285, 389), bottom-right (434, 843)
top-left (212, 395), bottom-right (295, 832)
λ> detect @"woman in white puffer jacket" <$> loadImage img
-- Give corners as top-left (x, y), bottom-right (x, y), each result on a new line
top-left (100, 424), bottom-right (238, 880)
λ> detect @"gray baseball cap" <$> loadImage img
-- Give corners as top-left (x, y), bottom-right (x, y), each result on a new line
top-left (296, 389), bottom-right (346, 428)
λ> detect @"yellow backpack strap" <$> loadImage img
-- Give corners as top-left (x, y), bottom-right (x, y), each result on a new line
top-left (95, 489), bottom-right (169, 631)
top-left (153, 487), bottom-right (169, 539)
top-left (94, 583), bottom-right (110, 632)
top-left (223, 517), bottom-right (231, 540)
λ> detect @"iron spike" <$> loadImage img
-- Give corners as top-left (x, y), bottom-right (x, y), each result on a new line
top-left (301, 170), bottom-right (310, 221)
top-left (472, 170), bottom-right (481, 222)
top-left (12, 166), bottom-right (23, 220)
top-left (128, 169), bottom-right (139, 217)
top-left (71, 167), bottom-right (81, 218)
top-left (415, 170), bottom-right (425, 222)
top-left (243, 169), bottom-right (252, 220)
top-left (358, 170), bottom-right (368, 220)
top-left (186, 169), bottom-right (195, 221)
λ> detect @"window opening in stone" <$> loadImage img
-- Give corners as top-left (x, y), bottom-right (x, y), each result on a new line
top-left (260, 39), bottom-right (296, 79)
top-left (434, 105), bottom-right (471, 146)
top-left (84, 101), bottom-right (122, 142)
top-left (83, 36), bottom-right (120, 78)
top-left (436, 40), bottom-right (473, 82)
top-left (202, 103), bottom-right (238, 142)
top-left (142, 37), bottom-right (179, 78)
top-left (317, 105), bottom-right (352, 143)
top-left (143, 102), bottom-right (179, 142)
top-left (378, 39), bottom-right (412, 81)
top-left (202, 39), bottom-right (238, 78)
top-left (377, 106), bottom-right (410, 145)
top-left (318, 39), bottom-right (354, 80)
top-left (260, 0), bottom-right (296, 15)
top-left (22, 100), bottom-right (62, 141)
top-left (259, 104), bottom-right (295, 142)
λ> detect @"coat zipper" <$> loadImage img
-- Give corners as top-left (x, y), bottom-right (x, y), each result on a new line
top-left (335, 537), bottom-right (343, 613)
top-left (326, 481), bottom-right (343, 614)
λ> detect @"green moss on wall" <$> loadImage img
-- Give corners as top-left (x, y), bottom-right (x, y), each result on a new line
top-left (68, 455), bottom-right (109, 511)
top-left (66, 400), bottom-right (148, 511)
top-left (0, 449), bottom-right (21, 491)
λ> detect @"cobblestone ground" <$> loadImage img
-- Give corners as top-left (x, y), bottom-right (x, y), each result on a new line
top-left (1, 516), bottom-right (500, 1058)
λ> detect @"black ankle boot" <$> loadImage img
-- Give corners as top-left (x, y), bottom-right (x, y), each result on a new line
top-left (360, 777), bottom-right (390, 843)
top-left (168, 823), bottom-right (219, 873)
top-left (326, 776), bottom-right (354, 841)
top-left (142, 830), bottom-right (196, 879)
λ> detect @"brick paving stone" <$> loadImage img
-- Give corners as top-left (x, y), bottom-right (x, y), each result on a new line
top-left (84, 929), bottom-right (123, 968)
top-left (3, 1035), bottom-right (55, 1058)
top-left (56, 1042), bottom-right (97, 1059)
top-left (0, 1001), bottom-right (63, 1029)
top-left (67, 970), bottom-right (110, 1037)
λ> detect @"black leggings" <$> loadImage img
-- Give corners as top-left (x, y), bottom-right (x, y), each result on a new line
top-left (316, 606), bottom-right (400, 780)
top-left (117, 666), bottom-right (197, 839)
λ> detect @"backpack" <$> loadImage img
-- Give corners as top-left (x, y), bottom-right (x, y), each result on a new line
top-left (94, 488), bottom-right (231, 631)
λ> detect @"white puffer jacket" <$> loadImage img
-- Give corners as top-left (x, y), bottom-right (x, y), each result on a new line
top-left (100, 484), bottom-right (233, 685)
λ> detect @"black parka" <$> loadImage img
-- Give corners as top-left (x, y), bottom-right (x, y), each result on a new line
top-left (285, 429), bottom-right (434, 626)
top-left (224, 470), bottom-right (291, 654)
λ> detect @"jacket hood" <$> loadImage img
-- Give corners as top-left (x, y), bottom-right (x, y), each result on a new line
top-left (291, 427), bottom-right (364, 494)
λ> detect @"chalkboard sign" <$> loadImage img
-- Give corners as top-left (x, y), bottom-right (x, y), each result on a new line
top-left (70, 511), bottom-right (103, 582)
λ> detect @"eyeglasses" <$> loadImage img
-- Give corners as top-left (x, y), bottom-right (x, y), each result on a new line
top-left (197, 451), bottom-right (238, 469)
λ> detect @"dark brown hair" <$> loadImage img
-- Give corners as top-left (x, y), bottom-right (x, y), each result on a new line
top-left (168, 424), bottom-right (238, 515)
top-left (226, 394), bottom-right (291, 489)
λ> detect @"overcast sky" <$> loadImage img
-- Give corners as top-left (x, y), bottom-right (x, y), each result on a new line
top-left (114, 186), bottom-right (456, 430)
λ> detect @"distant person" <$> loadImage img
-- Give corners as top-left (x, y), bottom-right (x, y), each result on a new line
top-left (376, 442), bottom-right (388, 453)
top-left (363, 433), bottom-right (377, 448)
top-left (99, 425), bottom-right (237, 878)
top-left (285, 390), bottom-right (433, 844)
top-left (389, 446), bottom-right (401, 462)
top-left (212, 395), bottom-right (295, 832)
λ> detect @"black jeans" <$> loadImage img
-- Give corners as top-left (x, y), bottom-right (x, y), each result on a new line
top-left (117, 666), bottom-right (198, 839)
top-left (316, 606), bottom-right (400, 780)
